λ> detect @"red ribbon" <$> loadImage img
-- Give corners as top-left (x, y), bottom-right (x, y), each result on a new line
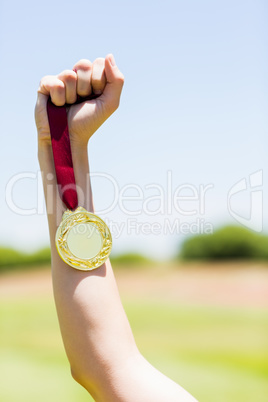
top-left (47, 95), bottom-right (97, 210)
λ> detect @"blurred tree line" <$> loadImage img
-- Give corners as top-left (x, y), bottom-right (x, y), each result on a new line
top-left (180, 225), bottom-right (268, 260)
top-left (0, 225), bottom-right (267, 273)
top-left (0, 247), bottom-right (151, 273)
top-left (0, 247), bottom-right (51, 272)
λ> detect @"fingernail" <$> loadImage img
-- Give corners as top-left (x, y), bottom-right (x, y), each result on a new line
top-left (109, 54), bottom-right (116, 67)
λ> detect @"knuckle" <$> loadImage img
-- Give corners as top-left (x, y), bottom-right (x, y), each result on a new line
top-left (40, 74), bottom-right (51, 83)
top-left (93, 57), bottom-right (105, 66)
top-left (54, 82), bottom-right (65, 91)
top-left (39, 75), bottom-right (51, 88)
top-left (58, 70), bottom-right (76, 83)
top-left (51, 82), bottom-right (65, 105)
top-left (74, 59), bottom-right (92, 71)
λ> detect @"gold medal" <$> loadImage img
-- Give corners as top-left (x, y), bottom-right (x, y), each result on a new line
top-left (55, 207), bottom-right (112, 271)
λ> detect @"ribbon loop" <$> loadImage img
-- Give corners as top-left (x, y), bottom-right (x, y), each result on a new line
top-left (47, 98), bottom-right (78, 210)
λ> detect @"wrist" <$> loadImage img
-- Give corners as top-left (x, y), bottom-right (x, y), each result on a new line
top-left (70, 140), bottom-right (88, 161)
top-left (38, 139), bottom-right (53, 168)
top-left (38, 136), bottom-right (93, 217)
top-left (38, 134), bottom-right (88, 163)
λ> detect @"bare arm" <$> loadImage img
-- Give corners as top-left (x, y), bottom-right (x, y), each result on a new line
top-left (35, 55), bottom-right (197, 402)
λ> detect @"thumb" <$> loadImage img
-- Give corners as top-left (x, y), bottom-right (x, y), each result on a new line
top-left (102, 54), bottom-right (124, 113)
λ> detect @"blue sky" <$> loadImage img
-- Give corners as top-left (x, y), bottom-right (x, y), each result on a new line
top-left (0, 0), bottom-right (267, 258)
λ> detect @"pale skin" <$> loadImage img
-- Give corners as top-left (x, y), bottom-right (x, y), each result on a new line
top-left (35, 54), bottom-right (197, 402)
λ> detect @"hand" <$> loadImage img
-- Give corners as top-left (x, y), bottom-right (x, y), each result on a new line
top-left (35, 54), bottom-right (124, 149)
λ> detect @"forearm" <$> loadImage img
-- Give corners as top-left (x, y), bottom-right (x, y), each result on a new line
top-left (38, 142), bottom-right (139, 399)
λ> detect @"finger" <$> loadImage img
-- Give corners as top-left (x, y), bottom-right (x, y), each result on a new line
top-left (91, 58), bottom-right (106, 95)
top-left (102, 54), bottom-right (124, 113)
top-left (38, 75), bottom-right (65, 106)
top-left (57, 70), bottom-right (77, 104)
top-left (73, 59), bottom-right (92, 97)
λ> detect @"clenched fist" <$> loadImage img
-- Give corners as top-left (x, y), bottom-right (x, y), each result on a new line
top-left (35, 54), bottom-right (124, 149)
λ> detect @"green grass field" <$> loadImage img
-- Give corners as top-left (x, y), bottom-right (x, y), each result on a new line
top-left (0, 268), bottom-right (268, 401)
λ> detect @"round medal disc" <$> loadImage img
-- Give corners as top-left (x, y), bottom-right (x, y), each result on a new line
top-left (55, 207), bottom-right (112, 271)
